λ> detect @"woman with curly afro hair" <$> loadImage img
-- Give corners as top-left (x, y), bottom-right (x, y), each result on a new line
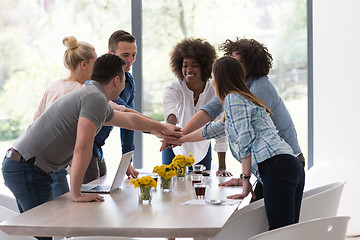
top-left (161, 38), bottom-right (231, 176)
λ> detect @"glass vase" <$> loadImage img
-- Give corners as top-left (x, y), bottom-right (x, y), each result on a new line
top-left (138, 186), bottom-right (152, 203)
top-left (160, 176), bottom-right (172, 192)
top-left (177, 165), bottom-right (187, 180)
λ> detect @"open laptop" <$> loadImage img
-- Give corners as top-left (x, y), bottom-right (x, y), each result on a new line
top-left (80, 150), bottom-right (134, 193)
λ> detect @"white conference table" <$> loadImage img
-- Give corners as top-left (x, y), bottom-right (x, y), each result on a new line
top-left (0, 171), bottom-right (243, 239)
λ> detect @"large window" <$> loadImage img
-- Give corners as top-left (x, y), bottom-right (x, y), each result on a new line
top-left (140, 0), bottom-right (308, 171)
top-left (0, 0), bottom-right (131, 184)
top-left (0, 0), bottom-right (308, 182)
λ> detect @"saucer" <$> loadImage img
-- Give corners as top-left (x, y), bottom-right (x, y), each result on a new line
top-left (205, 199), bottom-right (225, 205)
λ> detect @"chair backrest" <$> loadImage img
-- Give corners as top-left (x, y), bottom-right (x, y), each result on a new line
top-left (302, 181), bottom-right (344, 199)
top-left (248, 216), bottom-right (350, 240)
top-left (0, 205), bottom-right (18, 221)
top-left (212, 203), bottom-right (268, 240)
top-left (0, 192), bottom-right (19, 213)
top-left (300, 181), bottom-right (345, 221)
top-left (229, 197), bottom-right (264, 220)
top-left (0, 205), bottom-right (36, 240)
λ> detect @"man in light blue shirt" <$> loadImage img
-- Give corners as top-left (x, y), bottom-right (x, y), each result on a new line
top-left (201, 75), bottom-right (302, 157)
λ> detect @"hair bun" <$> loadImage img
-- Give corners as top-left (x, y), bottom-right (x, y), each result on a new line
top-left (63, 36), bottom-right (80, 50)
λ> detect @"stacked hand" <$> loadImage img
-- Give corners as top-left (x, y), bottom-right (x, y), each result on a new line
top-left (159, 123), bottom-right (182, 138)
top-left (159, 139), bottom-right (183, 151)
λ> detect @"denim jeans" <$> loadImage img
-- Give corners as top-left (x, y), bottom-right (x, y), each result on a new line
top-left (50, 167), bottom-right (69, 199)
top-left (2, 156), bottom-right (53, 240)
top-left (250, 152), bottom-right (306, 203)
top-left (258, 154), bottom-right (305, 230)
top-left (162, 144), bottom-right (212, 170)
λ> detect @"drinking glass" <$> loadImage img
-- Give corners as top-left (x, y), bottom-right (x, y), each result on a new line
top-left (191, 174), bottom-right (203, 186)
top-left (194, 183), bottom-right (206, 199)
top-left (193, 164), bottom-right (205, 174)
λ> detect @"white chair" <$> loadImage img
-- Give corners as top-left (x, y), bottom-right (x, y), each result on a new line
top-left (0, 188), bottom-right (19, 213)
top-left (212, 181), bottom-right (346, 240)
top-left (0, 205), bottom-right (36, 240)
top-left (212, 201), bottom-right (268, 240)
top-left (0, 205), bottom-right (18, 221)
top-left (300, 181), bottom-right (345, 221)
top-left (64, 237), bottom-right (136, 240)
top-left (248, 216), bottom-right (350, 240)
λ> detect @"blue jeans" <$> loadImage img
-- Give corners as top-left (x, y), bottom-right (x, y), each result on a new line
top-left (258, 154), bottom-right (305, 230)
top-left (161, 144), bottom-right (212, 170)
top-left (2, 156), bottom-right (53, 240)
top-left (50, 167), bottom-right (69, 199)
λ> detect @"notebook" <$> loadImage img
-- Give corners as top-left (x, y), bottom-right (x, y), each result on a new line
top-left (80, 150), bottom-right (134, 193)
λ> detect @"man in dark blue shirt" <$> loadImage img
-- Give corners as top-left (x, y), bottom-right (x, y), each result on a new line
top-left (83, 30), bottom-right (139, 183)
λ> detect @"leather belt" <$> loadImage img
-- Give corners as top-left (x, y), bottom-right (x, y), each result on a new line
top-left (5, 148), bottom-right (35, 164)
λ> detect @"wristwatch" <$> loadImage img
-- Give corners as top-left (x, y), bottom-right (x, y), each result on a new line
top-left (240, 173), bottom-right (251, 179)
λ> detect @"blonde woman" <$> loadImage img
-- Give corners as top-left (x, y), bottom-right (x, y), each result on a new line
top-left (33, 36), bottom-right (97, 200)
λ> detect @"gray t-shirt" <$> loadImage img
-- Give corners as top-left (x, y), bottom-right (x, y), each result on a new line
top-left (200, 76), bottom-right (301, 155)
top-left (14, 81), bottom-right (114, 174)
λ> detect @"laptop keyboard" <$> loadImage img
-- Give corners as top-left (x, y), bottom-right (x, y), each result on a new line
top-left (90, 185), bottom-right (110, 191)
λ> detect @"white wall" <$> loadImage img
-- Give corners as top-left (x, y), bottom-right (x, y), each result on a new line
top-left (311, 0), bottom-right (360, 235)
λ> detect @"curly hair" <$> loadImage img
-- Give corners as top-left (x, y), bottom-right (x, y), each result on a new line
top-left (219, 38), bottom-right (273, 77)
top-left (170, 38), bottom-right (217, 82)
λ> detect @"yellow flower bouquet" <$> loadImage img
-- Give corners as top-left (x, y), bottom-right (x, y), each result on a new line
top-left (130, 176), bottom-right (157, 189)
top-left (131, 176), bottom-right (157, 203)
top-left (153, 163), bottom-right (179, 191)
top-left (172, 153), bottom-right (195, 179)
top-left (153, 163), bottom-right (179, 179)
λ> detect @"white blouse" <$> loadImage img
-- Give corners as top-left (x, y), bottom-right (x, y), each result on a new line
top-left (163, 79), bottom-right (227, 164)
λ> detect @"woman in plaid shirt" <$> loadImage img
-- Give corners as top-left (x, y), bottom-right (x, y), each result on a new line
top-left (180, 56), bottom-right (305, 230)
